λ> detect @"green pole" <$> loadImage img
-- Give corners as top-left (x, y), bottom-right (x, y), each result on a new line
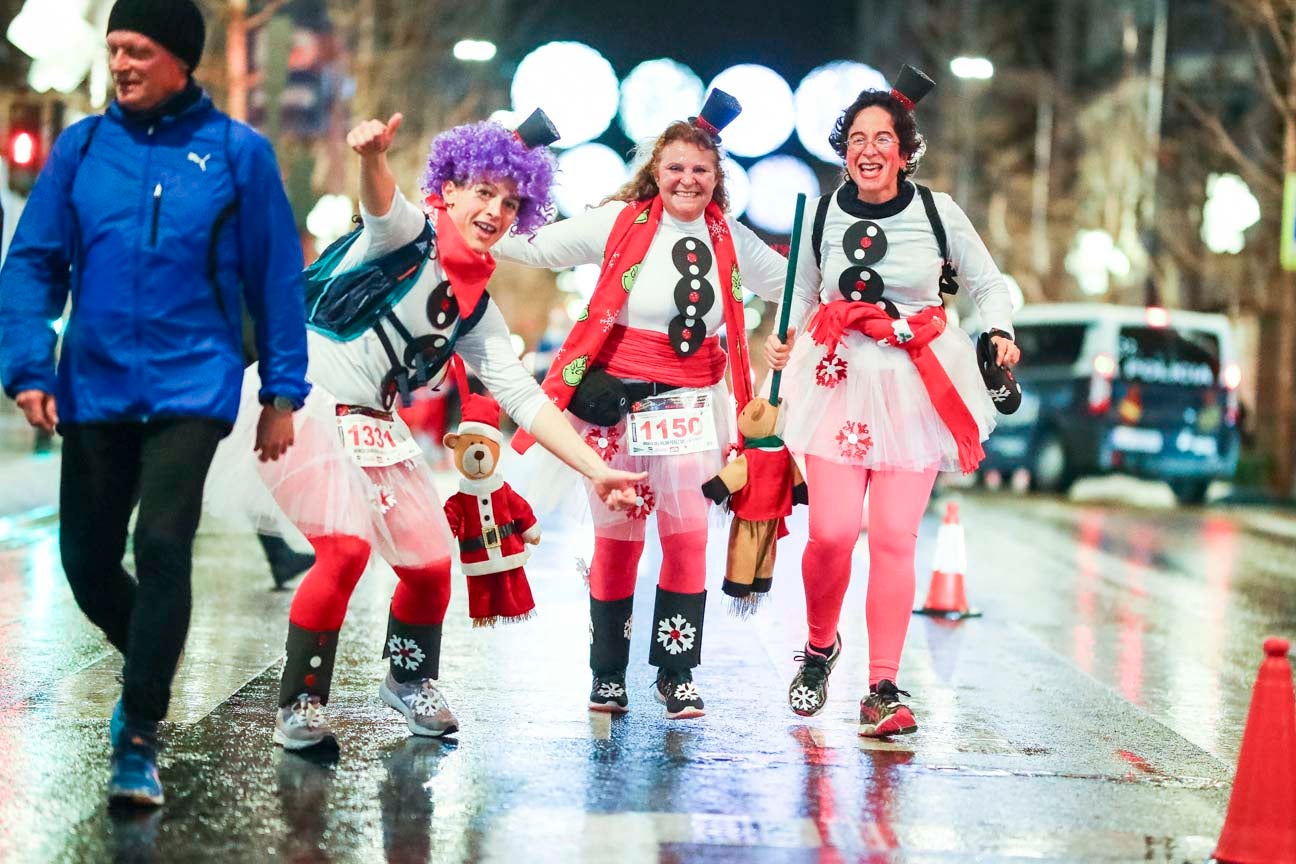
top-left (769, 192), bottom-right (807, 406)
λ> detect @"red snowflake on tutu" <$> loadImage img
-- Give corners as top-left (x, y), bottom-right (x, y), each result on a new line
top-left (584, 425), bottom-right (622, 462)
top-left (836, 421), bottom-right (873, 460)
top-left (626, 483), bottom-right (656, 520)
top-left (815, 352), bottom-right (848, 388)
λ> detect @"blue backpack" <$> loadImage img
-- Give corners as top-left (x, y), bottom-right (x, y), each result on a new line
top-left (304, 218), bottom-right (436, 341)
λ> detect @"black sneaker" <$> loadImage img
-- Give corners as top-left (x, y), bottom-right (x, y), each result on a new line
top-left (788, 634), bottom-right (842, 717)
top-left (858, 679), bottom-right (918, 737)
top-left (589, 671), bottom-right (629, 714)
top-left (653, 668), bottom-right (704, 719)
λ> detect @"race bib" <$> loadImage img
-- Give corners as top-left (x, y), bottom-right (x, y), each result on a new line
top-left (627, 389), bottom-right (718, 457)
top-left (336, 405), bottom-right (422, 467)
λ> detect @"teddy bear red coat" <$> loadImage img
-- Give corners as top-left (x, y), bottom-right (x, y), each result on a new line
top-left (444, 474), bottom-right (540, 624)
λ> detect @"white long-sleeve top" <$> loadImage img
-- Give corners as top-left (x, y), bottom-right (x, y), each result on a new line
top-left (306, 187), bottom-right (549, 428)
top-left (788, 181), bottom-right (1014, 337)
top-left (493, 201), bottom-right (791, 340)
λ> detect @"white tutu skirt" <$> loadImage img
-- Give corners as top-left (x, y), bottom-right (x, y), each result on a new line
top-left (204, 364), bottom-right (454, 567)
top-left (514, 381), bottom-right (736, 540)
top-left (777, 321), bottom-right (997, 473)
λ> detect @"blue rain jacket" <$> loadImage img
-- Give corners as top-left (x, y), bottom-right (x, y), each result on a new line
top-left (0, 91), bottom-right (309, 425)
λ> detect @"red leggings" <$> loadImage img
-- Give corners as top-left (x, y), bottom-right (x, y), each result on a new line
top-left (588, 510), bottom-right (707, 601)
top-left (289, 534), bottom-right (452, 631)
top-left (801, 456), bottom-right (936, 685)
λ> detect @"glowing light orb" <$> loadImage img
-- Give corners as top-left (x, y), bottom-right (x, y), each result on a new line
top-left (553, 143), bottom-right (629, 217)
top-left (706, 64), bottom-right (794, 158)
top-left (619, 59), bottom-right (704, 143)
top-left (745, 156), bottom-right (820, 234)
top-left (511, 42), bottom-right (619, 149)
top-left (795, 62), bottom-right (889, 164)
top-left (721, 157), bottom-right (750, 218)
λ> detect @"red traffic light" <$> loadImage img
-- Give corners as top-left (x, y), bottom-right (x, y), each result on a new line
top-left (10, 130), bottom-right (36, 167)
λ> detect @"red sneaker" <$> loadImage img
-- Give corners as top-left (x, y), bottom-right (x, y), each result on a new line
top-left (858, 679), bottom-right (917, 737)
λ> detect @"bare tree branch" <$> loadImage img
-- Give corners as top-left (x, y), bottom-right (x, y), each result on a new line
top-left (245, 0), bottom-right (291, 31)
top-left (1174, 88), bottom-right (1282, 199)
top-left (1248, 26), bottom-right (1289, 115)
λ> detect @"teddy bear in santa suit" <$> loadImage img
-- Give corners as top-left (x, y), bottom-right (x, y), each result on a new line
top-left (442, 371), bottom-right (540, 626)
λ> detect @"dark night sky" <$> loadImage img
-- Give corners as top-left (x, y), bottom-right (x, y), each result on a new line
top-left (511, 1), bottom-right (861, 90)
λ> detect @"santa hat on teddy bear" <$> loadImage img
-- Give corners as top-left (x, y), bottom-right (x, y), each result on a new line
top-left (449, 356), bottom-right (504, 443)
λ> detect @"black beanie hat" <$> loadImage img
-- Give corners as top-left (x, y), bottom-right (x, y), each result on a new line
top-left (108, 0), bottom-right (206, 72)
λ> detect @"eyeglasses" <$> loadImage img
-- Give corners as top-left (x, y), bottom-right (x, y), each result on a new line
top-left (837, 219), bottom-right (898, 318)
top-left (846, 133), bottom-right (898, 152)
top-left (669, 236), bottom-right (715, 356)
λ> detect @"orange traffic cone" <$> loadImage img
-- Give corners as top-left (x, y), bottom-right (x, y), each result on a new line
top-left (913, 501), bottom-right (981, 620)
top-left (1213, 637), bottom-right (1296, 864)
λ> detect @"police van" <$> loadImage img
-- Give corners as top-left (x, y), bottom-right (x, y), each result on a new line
top-left (981, 304), bottom-right (1241, 504)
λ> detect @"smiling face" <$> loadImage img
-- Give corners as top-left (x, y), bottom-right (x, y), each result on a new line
top-left (844, 106), bottom-right (909, 204)
top-left (653, 141), bottom-right (719, 222)
top-left (107, 31), bottom-right (189, 112)
top-left (441, 178), bottom-right (521, 253)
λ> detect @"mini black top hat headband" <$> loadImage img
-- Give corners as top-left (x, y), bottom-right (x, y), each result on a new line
top-left (890, 65), bottom-right (935, 111)
top-left (689, 88), bottom-right (742, 143)
top-left (514, 108), bottom-right (560, 149)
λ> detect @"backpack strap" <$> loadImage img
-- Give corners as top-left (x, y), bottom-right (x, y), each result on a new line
top-left (68, 117), bottom-right (104, 300)
top-left (206, 117), bottom-right (240, 320)
top-left (810, 192), bottom-right (831, 270)
top-left (915, 183), bottom-right (960, 295)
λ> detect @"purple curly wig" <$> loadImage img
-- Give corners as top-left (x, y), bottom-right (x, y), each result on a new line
top-left (421, 121), bottom-right (557, 236)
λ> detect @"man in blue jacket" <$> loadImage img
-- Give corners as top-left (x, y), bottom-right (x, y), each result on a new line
top-left (0, 0), bottom-right (309, 807)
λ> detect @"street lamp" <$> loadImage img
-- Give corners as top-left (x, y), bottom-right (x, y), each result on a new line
top-left (949, 56), bottom-right (994, 81)
top-left (453, 39), bottom-right (497, 62)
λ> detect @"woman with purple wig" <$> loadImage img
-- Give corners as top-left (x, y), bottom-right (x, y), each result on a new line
top-left (208, 112), bottom-right (643, 756)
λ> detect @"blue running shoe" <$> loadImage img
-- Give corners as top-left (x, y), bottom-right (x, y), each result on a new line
top-left (109, 699), bottom-right (125, 749)
top-left (108, 734), bottom-right (164, 807)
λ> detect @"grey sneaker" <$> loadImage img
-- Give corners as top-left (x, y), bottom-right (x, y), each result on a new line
top-left (788, 634), bottom-right (842, 717)
top-left (273, 693), bottom-right (338, 753)
top-left (379, 672), bottom-right (459, 737)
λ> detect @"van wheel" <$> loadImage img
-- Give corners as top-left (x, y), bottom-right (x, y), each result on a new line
top-left (1168, 478), bottom-right (1209, 506)
top-left (1031, 432), bottom-right (1074, 493)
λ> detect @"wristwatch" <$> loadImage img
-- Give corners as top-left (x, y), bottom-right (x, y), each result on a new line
top-left (266, 395), bottom-right (296, 412)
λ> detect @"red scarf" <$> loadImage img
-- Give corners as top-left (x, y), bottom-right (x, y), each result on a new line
top-left (425, 194), bottom-right (495, 313)
top-left (809, 303), bottom-right (985, 473)
top-left (513, 197), bottom-right (753, 453)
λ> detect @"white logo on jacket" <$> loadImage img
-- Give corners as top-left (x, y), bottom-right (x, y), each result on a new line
top-left (187, 152), bottom-right (212, 172)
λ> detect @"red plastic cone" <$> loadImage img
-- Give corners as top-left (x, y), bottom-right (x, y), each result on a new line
top-left (913, 501), bottom-right (981, 620)
top-left (1213, 637), bottom-right (1296, 864)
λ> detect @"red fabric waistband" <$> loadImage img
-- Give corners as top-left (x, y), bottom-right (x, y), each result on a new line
top-left (597, 325), bottom-right (726, 388)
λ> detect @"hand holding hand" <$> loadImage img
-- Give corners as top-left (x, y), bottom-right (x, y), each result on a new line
top-left (592, 466), bottom-right (649, 511)
top-left (15, 390), bottom-right (57, 433)
top-left (764, 326), bottom-right (796, 371)
top-left (254, 404), bottom-right (296, 463)
top-left (346, 113), bottom-right (403, 157)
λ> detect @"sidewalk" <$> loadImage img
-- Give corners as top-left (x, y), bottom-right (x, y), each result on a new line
top-left (0, 448), bottom-right (60, 520)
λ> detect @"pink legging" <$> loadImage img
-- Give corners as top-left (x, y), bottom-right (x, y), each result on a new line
top-left (802, 456), bottom-right (937, 685)
top-left (588, 511), bottom-right (707, 602)
top-left (289, 533), bottom-right (452, 631)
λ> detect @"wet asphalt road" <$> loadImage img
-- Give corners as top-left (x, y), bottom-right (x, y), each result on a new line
top-left (0, 471), bottom-right (1293, 863)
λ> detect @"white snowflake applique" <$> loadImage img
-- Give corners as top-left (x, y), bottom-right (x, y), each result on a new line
top-left (708, 219), bottom-right (729, 243)
top-left (790, 685), bottom-right (820, 712)
top-left (369, 481), bottom-right (397, 515)
top-left (600, 311), bottom-right (618, 333)
top-left (412, 682), bottom-right (442, 716)
top-left (623, 615), bottom-right (633, 640)
top-left (989, 385), bottom-right (1011, 402)
top-left (387, 636), bottom-right (426, 671)
top-left (674, 681), bottom-right (700, 702)
top-left (815, 352), bottom-right (848, 388)
top-left (656, 614), bottom-right (696, 655)
top-left (596, 681), bottom-right (626, 698)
